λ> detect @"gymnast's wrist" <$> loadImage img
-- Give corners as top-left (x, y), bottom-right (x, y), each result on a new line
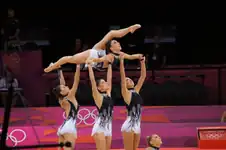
top-left (92, 58), bottom-right (97, 62)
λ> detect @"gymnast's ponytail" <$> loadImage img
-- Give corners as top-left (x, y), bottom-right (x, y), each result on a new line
top-left (146, 136), bottom-right (152, 147)
top-left (52, 85), bottom-right (63, 99)
top-left (52, 88), bottom-right (57, 95)
top-left (105, 40), bottom-right (113, 54)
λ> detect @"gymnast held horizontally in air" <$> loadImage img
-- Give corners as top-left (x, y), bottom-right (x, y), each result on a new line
top-left (44, 24), bottom-right (142, 72)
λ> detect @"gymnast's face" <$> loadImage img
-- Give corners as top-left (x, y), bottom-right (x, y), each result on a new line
top-left (126, 77), bottom-right (134, 88)
top-left (97, 79), bottom-right (109, 92)
top-left (59, 85), bottom-right (70, 96)
top-left (110, 40), bottom-right (122, 52)
top-left (150, 134), bottom-right (162, 148)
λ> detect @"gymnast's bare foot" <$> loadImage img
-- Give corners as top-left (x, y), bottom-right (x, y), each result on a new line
top-left (129, 24), bottom-right (141, 33)
top-left (44, 63), bottom-right (54, 73)
top-left (44, 62), bottom-right (60, 73)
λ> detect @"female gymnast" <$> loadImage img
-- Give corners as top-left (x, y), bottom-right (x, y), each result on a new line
top-left (87, 59), bottom-right (113, 150)
top-left (44, 24), bottom-right (142, 72)
top-left (145, 134), bottom-right (162, 150)
top-left (91, 39), bottom-right (143, 69)
top-left (52, 64), bottom-right (80, 150)
top-left (119, 54), bottom-right (146, 150)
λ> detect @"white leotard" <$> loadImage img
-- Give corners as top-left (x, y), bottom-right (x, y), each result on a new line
top-left (84, 49), bottom-right (106, 68)
top-left (57, 117), bottom-right (77, 136)
top-left (57, 97), bottom-right (78, 137)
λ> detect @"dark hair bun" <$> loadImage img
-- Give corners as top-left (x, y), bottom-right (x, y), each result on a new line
top-left (52, 88), bottom-right (57, 94)
top-left (146, 136), bottom-right (151, 146)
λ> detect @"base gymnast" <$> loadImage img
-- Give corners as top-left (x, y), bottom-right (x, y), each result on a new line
top-left (87, 59), bottom-right (113, 150)
top-left (119, 54), bottom-right (146, 150)
top-left (44, 24), bottom-right (142, 72)
top-left (52, 64), bottom-right (80, 150)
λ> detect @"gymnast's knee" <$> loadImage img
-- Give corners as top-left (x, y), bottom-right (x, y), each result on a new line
top-left (62, 56), bottom-right (73, 62)
top-left (64, 56), bottom-right (72, 59)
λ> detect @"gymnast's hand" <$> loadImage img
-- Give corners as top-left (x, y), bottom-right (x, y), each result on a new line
top-left (119, 53), bottom-right (125, 60)
top-left (76, 64), bottom-right (80, 68)
top-left (129, 24), bottom-right (141, 34)
top-left (138, 54), bottom-right (144, 60)
top-left (140, 56), bottom-right (145, 63)
top-left (106, 55), bottom-right (114, 64)
top-left (86, 58), bottom-right (93, 65)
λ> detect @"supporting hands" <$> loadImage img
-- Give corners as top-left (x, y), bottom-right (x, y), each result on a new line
top-left (76, 64), bottom-right (80, 68)
top-left (86, 58), bottom-right (94, 66)
top-left (139, 55), bottom-right (145, 62)
top-left (119, 53), bottom-right (125, 61)
top-left (140, 56), bottom-right (145, 64)
top-left (106, 55), bottom-right (114, 64)
top-left (138, 54), bottom-right (144, 60)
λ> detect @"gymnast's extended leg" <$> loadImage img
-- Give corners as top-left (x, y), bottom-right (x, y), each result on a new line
top-left (93, 24), bottom-right (141, 50)
top-left (44, 50), bottom-right (91, 72)
top-left (44, 56), bottom-right (74, 72)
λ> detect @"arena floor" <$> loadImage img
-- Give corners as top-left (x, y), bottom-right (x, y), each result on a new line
top-left (1, 106), bottom-right (226, 150)
top-left (35, 148), bottom-right (218, 150)
top-left (112, 148), bottom-right (217, 150)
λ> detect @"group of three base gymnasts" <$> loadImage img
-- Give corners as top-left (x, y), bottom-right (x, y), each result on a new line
top-left (45, 24), bottom-right (148, 150)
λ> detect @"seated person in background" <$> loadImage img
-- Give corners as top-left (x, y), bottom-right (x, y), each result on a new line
top-left (221, 111), bottom-right (226, 122)
top-left (0, 68), bottom-right (19, 107)
top-left (145, 134), bottom-right (162, 150)
top-left (1, 8), bottom-right (21, 52)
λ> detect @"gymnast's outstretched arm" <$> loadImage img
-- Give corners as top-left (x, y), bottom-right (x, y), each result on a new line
top-left (92, 56), bottom-right (107, 63)
top-left (106, 62), bottom-right (112, 93)
top-left (119, 54), bottom-right (131, 105)
top-left (69, 65), bottom-right (80, 95)
top-left (124, 53), bottom-right (143, 60)
top-left (93, 24), bottom-right (141, 50)
top-left (59, 69), bottom-right (66, 85)
top-left (87, 63), bottom-right (102, 108)
top-left (134, 57), bottom-right (146, 93)
top-left (92, 53), bottom-right (143, 64)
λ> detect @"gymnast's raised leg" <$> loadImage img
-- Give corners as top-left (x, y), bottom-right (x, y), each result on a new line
top-left (44, 50), bottom-right (91, 72)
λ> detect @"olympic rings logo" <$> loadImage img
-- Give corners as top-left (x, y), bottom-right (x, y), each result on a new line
top-left (63, 108), bottom-right (98, 125)
top-left (200, 131), bottom-right (226, 140)
top-left (0, 129), bottom-right (26, 147)
top-left (205, 132), bottom-right (225, 140)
